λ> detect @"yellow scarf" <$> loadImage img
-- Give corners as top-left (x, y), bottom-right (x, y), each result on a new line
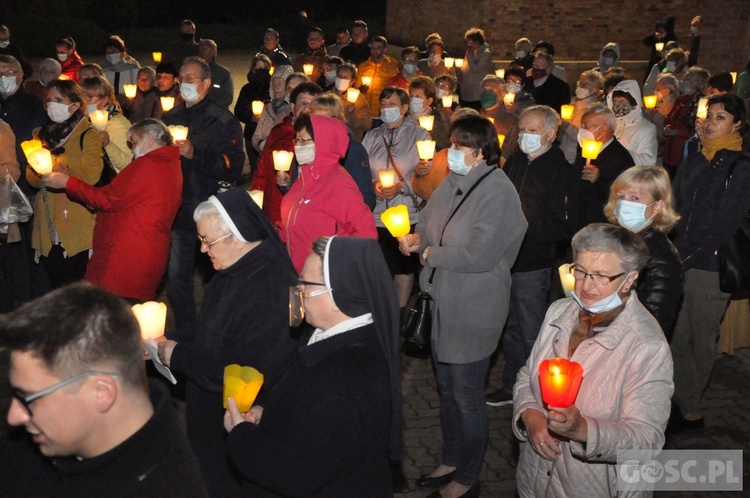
top-left (700, 132), bottom-right (743, 161)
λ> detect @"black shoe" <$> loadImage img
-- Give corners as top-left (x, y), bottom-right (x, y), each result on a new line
top-left (486, 387), bottom-right (513, 407)
top-left (666, 414), bottom-right (705, 434)
top-left (425, 481), bottom-right (481, 498)
top-left (415, 471), bottom-right (455, 489)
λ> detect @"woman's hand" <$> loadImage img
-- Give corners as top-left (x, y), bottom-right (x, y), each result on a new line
top-left (398, 233), bottom-right (423, 255)
top-left (223, 397), bottom-right (264, 432)
top-left (42, 172), bottom-right (70, 189)
top-left (521, 408), bottom-right (562, 461)
top-left (373, 180), bottom-right (385, 201)
top-left (547, 405), bottom-right (588, 442)
top-left (157, 339), bottom-right (177, 367)
top-left (99, 130), bottom-right (110, 147)
top-left (415, 159), bottom-right (432, 177)
top-left (276, 171), bottom-right (291, 188)
top-left (380, 182), bottom-right (402, 200)
top-left (175, 139), bottom-right (194, 159)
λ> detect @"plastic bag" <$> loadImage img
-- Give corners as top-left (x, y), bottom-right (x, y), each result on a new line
top-left (0, 174), bottom-right (33, 224)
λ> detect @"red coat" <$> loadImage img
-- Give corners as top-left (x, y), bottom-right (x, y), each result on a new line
top-left (60, 51), bottom-right (84, 82)
top-left (663, 92), bottom-right (699, 167)
top-left (66, 146), bottom-right (183, 301)
top-left (250, 116), bottom-right (294, 225)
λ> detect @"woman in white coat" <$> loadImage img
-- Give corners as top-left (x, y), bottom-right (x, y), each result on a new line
top-left (607, 80), bottom-right (658, 165)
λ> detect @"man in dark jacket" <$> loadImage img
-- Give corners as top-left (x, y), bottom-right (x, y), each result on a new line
top-left (339, 20), bottom-right (371, 65)
top-left (0, 26), bottom-right (33, 79)
top-left (163, 57), bottom-right (245, 329)
top-left (523, 53), bottom-right (570, 114)
top-left (575, 104), bottom-right (635, 226)
top-left (259, 28), bottom-right (293, 68)
top-left (487, 105), bottom-right (579, 406)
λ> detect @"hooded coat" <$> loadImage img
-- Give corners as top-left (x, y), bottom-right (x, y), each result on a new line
top-left (607, 80), bottom-right (658, 165)
top-left (279, 114), bottom-right (376, 272)
top-left (594, 42), bottom-right (621, 73)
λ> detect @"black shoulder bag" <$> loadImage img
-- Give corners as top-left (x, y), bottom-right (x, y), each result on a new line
top-left (718, 155), bottom-right (750, 293)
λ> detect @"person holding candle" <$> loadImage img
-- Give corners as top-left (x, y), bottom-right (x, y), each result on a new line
top-left (409, 75), bottom-right (450, 151)
top-left (157, 188), bottom-right (299, 496)
top-left (504, 66), bottom-right (535, 117)
top-left (399, 115), bottom-right (526, 498)
top-left (523, 52), bottom-right (571, 115)
top-left (478, 75), bottom-right (520, 162)
top-left (81, 76), bottom-right (133, 175)
top-left (355, 36), bottom-right (400, 123)
top-left (648, 73), bottom-right (681, 163)
top-left (154, 62), bottom-right (183, 119)
top-left (459, 28), bottom-right (493, 111)
top-left (251, 68), bottom-right (306, 153)
top-left (292, 27), bottom-right (328, 85)
top-left (27, 79), bottom-right (103, 288)
top-left (513, 223), bottom-right (673, 497)
top-left (317, 55), bottom-right (343, 91)
top-left (278, 113), bottom-right (377, 272)
top-left (332, 62), bottom-right (372, 141)
top-left (101, 35), bottom-right (140, 98)
top-left (558, 70), bottom-right (604, 164)
top-left (235, 53), bottom-right (273, 176)
top-left (41, 119), bottom-right (182, 302)
top-left (669, 93), bottom-right (750, 432)
top-left (418, 38), bottom-right (451, 79)
top-left (603, 165), bottom-right (683, 338)
top-left (606, 79), bottom-right (657, 166)
top-left (120, 67), bottom-right (159, 123)
top-left (55, 37), bottom-right (84, 82)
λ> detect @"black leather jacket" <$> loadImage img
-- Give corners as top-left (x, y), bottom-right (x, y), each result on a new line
top-left (637, 228), bottom-right (683, 340)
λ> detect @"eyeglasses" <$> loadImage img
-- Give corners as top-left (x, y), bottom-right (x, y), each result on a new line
top-left (570, 264), bottom-right (626, 286)
top-left (13, 370), bottom-right (119, 417)
top-left (296, 279), bottom-right (332, 299)
top-left (180, 76), bottom-right (204, 84)
top-left (293, 137), bottom-right (314, 146)
top-left (0, 70), bottom-right (19, 77)
top-left (198, 232), bottom-right (232, 248)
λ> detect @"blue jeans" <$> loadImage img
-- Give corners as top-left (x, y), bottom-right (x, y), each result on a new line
top-left (434, 355), bottom-right (491, 486)
top-left (167, 228), bottom-right (200, 329)
top-left (501, 268), bottom-right (551, 388)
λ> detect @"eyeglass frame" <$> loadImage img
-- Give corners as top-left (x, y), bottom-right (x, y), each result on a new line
top-left (13, 370), bottom-right (120, 417)
top-left (1, 70), bottom-right (20, 78)
top-left (296, 279), bottom-right (332, 299)
top-left (198, 232), bottom-right (233, 248)
top-left (293, 137), bottom-right (314, 146)
top-left (569, 264), bottom-right (626, 286)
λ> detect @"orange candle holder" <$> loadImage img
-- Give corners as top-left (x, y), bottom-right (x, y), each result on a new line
top-left (381, 205), bottom-right (411, 237)
top-left (223, 365), bottom-right (264, 412)
top-left (538, 357), bottom-right (584, 408)
top-left (497, 134), bottom-right (506, 148)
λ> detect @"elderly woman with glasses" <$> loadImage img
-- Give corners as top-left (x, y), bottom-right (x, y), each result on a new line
top-left (157, 187), bottom-right (299, 497)
top-left (513, 224), bottom-right (673, 498)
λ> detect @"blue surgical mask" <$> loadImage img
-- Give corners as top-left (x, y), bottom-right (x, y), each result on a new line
top-left (179, 82), bottom-right (201, 104)
top-left (380, 106), bottom-right (402, 125)
top-left (86, 103), bottom-right (99, 114)
top-left (106, 53), bottom-right (121, 65)
top-left (447, 147), bottom-right (477, 176)
top-left (403, 64), bottom-right (418, 75)
top-left (409, 96), bottom-right (426, 116)
top-left (614, 199), bottom-right (654, 232)
top-left (571, 276), bottom-right (629, 314)
top-left (324, 70), bottom-right (337, 82)
top-left (518, 132), bottom-right (544, 155)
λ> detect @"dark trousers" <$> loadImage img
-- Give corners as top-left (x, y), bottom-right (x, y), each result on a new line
top-left (41, 245), bottom-right (88, 290)
top-left (167, 228), bottom-right (200, 330)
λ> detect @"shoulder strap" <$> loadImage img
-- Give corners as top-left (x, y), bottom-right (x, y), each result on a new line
top-left (382, 136), bottom-right (405, 182)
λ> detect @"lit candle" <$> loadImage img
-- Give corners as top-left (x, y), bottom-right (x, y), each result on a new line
top-left (558, 263), bottom-right (575, 297)
top-left (346, 87), bottom-right (360, 104)
top-left (361, 75), bottom-right (373, 87)
top-left (131, 302), bottom-right (167, 341)
top-left (560, 104), bottom-right (574, 121)
top-left (581, 139), bottom-right (603, 162)
top-left (416, 140), bottom-right (436, 161)
top-left (643, 95), bottom-right (658, 109)
top-left (223, 364), bottom-right (264, 412)
top-left (248, 189), bottom-right (264, 208)
top-left (160, 96), bottom-right (175, 111)
top-left (418, 114), bottom-right (435, 131)
top-left (269, 66), bottom-right (275, 76)
top-left (378, 168), bottom-right (396, 188)
top-left (655, 42), bottom-right (664, 52)
top-left (730, 72), bottom-right (737, 84)
top-left (251, 100), bottom-right (264, 116)
top-left (272, 150), bottom-right (294, 171)
top-left (495, 68), bottom-right (505, 79)
top-left (444, 57), bottom-right (455, 68)
top-left (503, 93), bottom-right (515, 106)
top-left (168, 125), bottom-right (189, 141)
top-left (89, 109), bottom-right (109, 131)
top-left (538, 357), bottom-right (584, 408)
top-left (152, 51), bottom-right (162, 63)
top-left (497, 134), bottom-right (506, 148)
top-left (380, 204), bottom-right (411, 237)
top-left (486, 116), bottom-right (495, 125)
top-left (455, 58), bottom-right (464, 68)
top-left (28, 148), bottom-right (53, 175)
top-left (696, 97), bottom-right (709, 120)
top-left (21, 139), bottom-right (43, 161)
top-left (123, 84), bottom-right (137, 99)
top-left (441, 95), bottom-right (453, 108)
top-left (303, 63), bottom-right (314, 76)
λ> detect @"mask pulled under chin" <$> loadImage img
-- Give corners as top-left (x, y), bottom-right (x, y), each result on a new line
top-left (571, 277), bottom-right (628, 314)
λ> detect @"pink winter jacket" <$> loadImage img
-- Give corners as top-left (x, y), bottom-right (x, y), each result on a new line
top-left (513, 295), bottom-right (673, 498)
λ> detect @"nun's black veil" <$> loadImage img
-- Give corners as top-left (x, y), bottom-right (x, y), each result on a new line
top-left (323, 236), bottom-right (404, 460)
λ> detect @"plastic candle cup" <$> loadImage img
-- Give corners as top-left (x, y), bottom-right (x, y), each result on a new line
top-left (223, 365), bottom-right (264, 412)
top-left (730, 72), bottom-right (737, 84)
top-left (416, 140), bottom-right (436, 161)
top-left (90, 109), bottom-right (109, 131)
top-left (497, 134), bottom-right (506, 148)
top-left (444, 57), bottom-right (455, 68)
top-left (346, 87), bottom-right (360, 104)
top-left (696, 97), bottom-right (709, 120)
top-left (160, 96), bottom-right (175, 112)
top-left (380, 205), bottom-right (411, 237)
top-left (560, 104), bottom-right (574, 121)
top-left (455, 58), bottom-right (464, 68)
top-left (538, 357), bottom-right (584, 408)
top-left (152, 51), bottom-right (162, 63)
top-left (558, 263), bottom-right (575, 297)
top-left (378, 168), bottom-right (396, 188)
top-left (581, 139), bottom-right (604, 164)
top-left (441, 95), bottom-right (453, 108)
top-left (418, 114), bottom-right (435, 131)
top-left (503, 93), bottom-right (515, 106)
top-left (28, 148), bottom-right (53, 175)
top-left (495, 68), bottom-right (505, 79)
top-left (251, 100), bottom-right (264, 116)
top-left (643, 95), bottom-right (658, 109)
top-left (655, 42), bottom-right (664, 52)
top-left (249, 190), bottom-right (264, 208)
top-left (303, 64), bottom-right (314, 76)
top-left (131, 302), bottom-right (167, 341)
top-left (123, 84), bottom-right (137, 99)
top-left (361, 76), bottom-right (373, 87)
top-left (21, 139), bottom-right (43, 161)
top-left (272, 150), bottom-right (294, 171)
top-left (169, 125), bottom-right (189, 141)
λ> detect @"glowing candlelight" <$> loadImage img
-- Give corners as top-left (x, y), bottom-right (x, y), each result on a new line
top-left (455, 58), bottom-right (464, 68)
top-left (538, 357), bottom-right (584, 408)
top-left (444, 57), bottom-right (455, 68)
top-left (361, 75), bottom-right (373, 87)
top-left (251, 100), bottom-right (264, 116)
top-left (168, 125), bottom-right (189, 141)
top-left (558, 263), bottom-right (575, 297)
top-left (696, 97), bottom-right (709, 120)
top-left (90, 109), bottom-right (109, 131)
top-left (269, 66), bottom-right (275, 76)
top-left (21, 139), bottom-right (43, 161)
top-left (248, 190), bottom-right (264, 208)
top-left (303, 63), bottom-right (314, 76)
top-left (486, 116), bottom-right (495, 125)
top-left (272, 150), bottom-right (294, 171)
top-left (416, 140), bottom-right (436, 160)
top-left (655, 42), bottom-right (664, 52)
top-left (418, 114), bottom-right (435, 131)
top-left (503, 93), bottom-right (515, 106)
top-left (380, 204), bottom-right (411, 237)
top-left (223, 365), bottom-right (264, 412)
top-left (643, 95), bottom-right (658, 109)
top-left (152, 51), bottom-right (162, 63)
top-left (346, 87), bottom-right (360, 104)
top-left (378, 168), bottom-right (396, 188)
top-left (495, 68), bottom-right (505, 79)
top-left (28, 148), bottom-right (53, 175)
top-left (581, 139), bottom-right (603, 161)
top-left (160, 96), bottom-right (175, 111)
top-left (497, 134), bottom-right (506, 148)
top-left (730, 72), bottom-right (737, 84)
top-left (131, 302), bottom-right (167, 341)
top-left (441, 95), bottom-right (453, 108)
top-left (123, 84), bottom-right (137, 99)
top-left (560, 104), bottom-right (574, 121)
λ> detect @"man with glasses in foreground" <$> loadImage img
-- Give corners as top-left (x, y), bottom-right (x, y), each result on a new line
top-left (0, 283), bottom-right (207, 496)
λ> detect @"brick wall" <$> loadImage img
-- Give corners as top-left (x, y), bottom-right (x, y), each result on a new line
top-left (385, 0), bottom-right (750, 76)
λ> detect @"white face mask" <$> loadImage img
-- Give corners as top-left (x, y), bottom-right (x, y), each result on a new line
top-left (516, 50), bottom-right (527, 59)
top-left (518, 132), bottom-right (544, 155)
top-left (180, 82), bottom-right (201, 104)
top-left (409, 96), bottom-right (427, 116)
top-left (106, 53), bottom-right (121, 65)
top-left (506, 83), bottom-right (521, 94)
top-left (436, 88), bottom-right (449, 98)
top-left (294, 144), bottom-right (315, 165)
top-left (0, 41), bottom-right (9, 49)
top-left (47, 102), bottom-right (73, 123)
top-left (614, 199), bottom-right (655, 232)
top-left (380, 106), bottom-right (402, 125)
top-left (57, 53), bottom-right (68, 62)
top-left (334, 77), bottom-right (350, 91)
top-left (665, 61), bottom-right (677, 73)
top-left (575, 87), bottom-right (592, 99)
top-left (0, 75), bottom-right (18, 95)
top-left (572, 276), bottom-right (629, 314)
top-left (324, 70), bottom-right (337, 82)
top-left (576, 127), bottom-right (596, 147)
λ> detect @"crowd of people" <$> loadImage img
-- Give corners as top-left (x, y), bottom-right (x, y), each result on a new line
top-left (0, 13), bottom-right (749, 497)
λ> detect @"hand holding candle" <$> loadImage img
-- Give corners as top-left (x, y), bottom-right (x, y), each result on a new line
top-left (378, 168), bottom-right (396, 188)
top-left (581, 139), bottom-right (603, 167)
top-left (223, 365), bottom-right (264, 411)
top-left (381, 205), bottom-right (411, 237)
top-left (538, 357), bottom-right (583, 408)
top-left (131, 302), bottom-right (167, 341)
top-left (272, 150), bottom-right (294, 171)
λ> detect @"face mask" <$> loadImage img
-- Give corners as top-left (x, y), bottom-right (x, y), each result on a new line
top-left (180, 33), bottom-right (194, 42)
top-left (436, 88), bottom-right (449, 98)
top-left (409, 96), bottom-right (426, 115)
top-left (47, 102), bottom-right (73, 123)
top-left (86, 103), bottom-right (99, 114)
top-left (284, 94), bottom-right (291, 104)
top-left (57, 53), bottom-right (68, 62)
top-left (0, 76), bottom-right (18, 95)
top-left (575, 87), bottom-right (591, 99)
top-left (506, 82), bottom-right (521, 94)
top-left (0, 41), bottom-right (9, 49)
top-left (447, 147), bottom-right (476, 175)
top-left (324, 70), bottom-right (337, 82)
top-left (532, 68), bottom-right (546, 80)
top-left (403, 64), bottom-right (418, 75)
top-left (600, 56), bottom-right (615, 68)
top-left (571, 276), bottom-right (629, 314)
top-left (429, 54), bottom-right (440, 63)
top-left (613, 105), bottom-right (632, 118)
top-left (614, 199), bottom-right (655, 232)
top-left (576, 127), bottom-right (596, 147)
top-left (516, 50), bottom-right (527, 59)
top-left (665, 61), bottom-right (677, 73)
top-left (334, 77), bottom-right (351, 91)
top-left (691, 26), bottom-right (700, 35)
top-left (518, 132), bottom-right (544, 155)
top-left (294, 144), bottom-right (315, 165)
top-left (680, 80), bottom-right (695, 94)
top-left (106, 53), bottom-right (120, 65)
top-left (180, 82), bottom-right (201, 104)
top-left (380, 106), bottom-right (402, 125)
top-left (479, 90), bottom-right (499, 109)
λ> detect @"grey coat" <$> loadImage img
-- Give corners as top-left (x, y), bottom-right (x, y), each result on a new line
top-left (417, 162), bottom-right (527, 363)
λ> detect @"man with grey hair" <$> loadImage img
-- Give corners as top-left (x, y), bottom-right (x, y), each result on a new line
top-left (575, 104), bottom-right (634, 226)
top-left (479, 74), bottom-right (519, 160)
top-left (523, 52), bottom-right (570, 114)
top-left (511, 37), bottom-right (534, 71)
top-left (198, 39), bottom-right (234, 109)
top-left (0, 25), bottom-right (33, 79)
top-left (486, 105), bottom-right (579, 407)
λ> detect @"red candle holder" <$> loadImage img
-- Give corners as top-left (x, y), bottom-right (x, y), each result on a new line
top-left (538, 357), bottom-right (583, 408)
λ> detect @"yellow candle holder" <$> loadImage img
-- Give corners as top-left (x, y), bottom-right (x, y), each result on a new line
top-left (455, 58), bottom-right (464, 68)
top-left (223, 365), bottom-right (264, 412)
top-left (131, 302), bottom-right (167, 341)
top-left (303, 64), bottom-right (314, 76)
top-left (381, 205), bottom-right (411, 237)
top-left (643, 95), bottom-right (658, 109)
top-left (152, 51), bottom-right (162, 63)
top-left (581, 139), bottom-right (603, 161)
top-left (560, 104), bottom-right (574, 121)
top-left (696, 97), bottom-right (709, 120)
top-left (346, 87), bottom-right (360, 104)
top-left (497, 134), bottom-right (506, 148)
top-left (21, 139), bottom-right (43, 161)
top-left (503, 93), bottom-right (515, 106)
top-left (361, 76), bottom-right (373, 87)
top-left (441, 95), bottom-right (453, 108)
top-left (444, 57), bottom-right (455, 68)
